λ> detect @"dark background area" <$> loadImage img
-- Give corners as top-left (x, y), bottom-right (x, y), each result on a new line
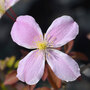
top-left (0, 0), bottom-right (90, 89)
top-left (0, 0), bottom-right (90, 60)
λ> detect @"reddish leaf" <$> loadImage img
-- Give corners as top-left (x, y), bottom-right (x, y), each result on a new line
top-left (42, 64), bottom-right (48, 81)
top-left (47, 64), bottom-right (61, 89)
top-left (23, 85), bottom-right (36, 90)
top-left (15, 83), bottom-right (25, 90)
top-left (35, 87), bottom-right (51, 90)
top-left (55, 47), bottom-right (61, 51)
top-left (69, 52), bottom-right (88, 61)
top-left (29, 85), bottom-right (36, 90)
top-left (20, 49), bottom-right (29, 58)
top-left (23, 85), bottom-right (29, 90)
top-left (4, 70), bottom-right (18, 85)
top-left (64, 40), bottom-right (74, 54)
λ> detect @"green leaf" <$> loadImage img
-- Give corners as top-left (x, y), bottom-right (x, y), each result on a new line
top-left (1, 84), bottom-right (7, 90)
top-left (4, 70), bottom-right (18, 85)
top-left (47, 64), bottom-right (61, 89)
top-left (14, 60), bottom-right (19, 69)
top-left (0, 60), bottom-right (6, 70)
top-left (7, 56), bottom-right (16, 68)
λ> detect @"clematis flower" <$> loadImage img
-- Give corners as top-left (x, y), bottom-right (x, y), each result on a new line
top-left (11, 15), bottom-right (81, 85)
top-left (0, 0), bottom-right (19, 18)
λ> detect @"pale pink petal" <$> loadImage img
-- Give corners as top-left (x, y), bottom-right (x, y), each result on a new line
top-left (46, 49), bottom-right (81, 82)
top-left (5, 0), bottom-right (20, 10)
top-left (0, 0), bottom-right (19, 18)
top-left (45, 16), bottom-right (79, 47)
top-left (11, 15), bottom-right (43, 49)
top-left (17, 50), bottom-right (45, 85)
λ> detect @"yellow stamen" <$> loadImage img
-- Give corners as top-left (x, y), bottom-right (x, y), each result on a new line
top-left (37, 41), bottom-right (47, 50)
top-left (0, 8), bottom-right (5, 14)
top-left (0, 1), bottom-right (5, 14)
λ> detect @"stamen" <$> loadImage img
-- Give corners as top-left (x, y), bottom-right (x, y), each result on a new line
top-left (0, 4), bottom-right (5, 14)
top-left (37, 41), bottom-right (47, 50)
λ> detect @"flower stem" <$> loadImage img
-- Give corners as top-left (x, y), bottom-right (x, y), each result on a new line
top-left (5, 12), bottom-right (16, 22)
top-left (5, 8), bottom-right (17, 22)
top-left (9, 8), bottom-right (17, 18)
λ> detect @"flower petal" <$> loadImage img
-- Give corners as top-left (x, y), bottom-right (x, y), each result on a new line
top-left (46, 49), bottom-right (81, 82)
top-left (5, 0), bottom-right (19, 10)
top-left (0, 0), bottom-right (19, 18)
top-left (11, 15), bottom-right (43, 49)
top-left (45, 16), bottom-right (79, 47)
top-left (17, 50), bottom-right (45, 85)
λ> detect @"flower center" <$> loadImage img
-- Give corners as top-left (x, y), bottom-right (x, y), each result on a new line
top-left (37, 41), bottom-right (47, 50)
top-left (0, 8), bottom-right (5, 13)
top-left (0, 1), bottom-right (5, 14)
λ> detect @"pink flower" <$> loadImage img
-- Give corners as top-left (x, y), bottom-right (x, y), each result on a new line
top-left (0, 0), bottom-right (19, 18)
top-left (11, 15), bottom-right (81, 85)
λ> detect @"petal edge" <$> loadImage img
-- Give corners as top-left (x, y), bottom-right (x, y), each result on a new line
top-left (17, 50), bottom-right (45, 85)
top-left (46, 49), bottom-right (81, 82)
top-left (45, 15), bottom-right (79, 47)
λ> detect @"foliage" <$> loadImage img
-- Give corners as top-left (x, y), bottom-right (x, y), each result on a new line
top-left (0, 39), bottom-right (89, 90)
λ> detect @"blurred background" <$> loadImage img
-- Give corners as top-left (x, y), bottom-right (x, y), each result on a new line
top-left (0, 0), bottom-right (90, 90)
